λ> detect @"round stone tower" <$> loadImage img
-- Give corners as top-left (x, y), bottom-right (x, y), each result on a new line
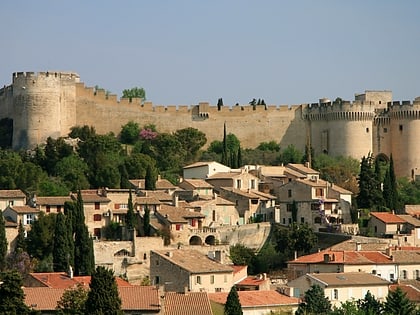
top-left (11, 71), bottom-right (79, 149)
top-left (388, 100), bottom-right (420, 178)
top-left (305, 100), bottom-right (376, 160)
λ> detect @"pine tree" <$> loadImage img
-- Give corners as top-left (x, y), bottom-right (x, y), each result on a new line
top-left (53, 212), bottom-right (70, 272)
top-left (357, 290), bottom-right (382, 315)
top-left (296, 284), bottom-right (332, 315)
top-left (85, 266), bottom-right (123, 315)
top-left (0, 212), bottom-right (7, 271)
top-left (224, 285), bottom-right (243, 315)
top-left (357, 154), bottom-right (383, 210)
top-left (383, 287), bottom-right (415, 315)
top-left (0, 270), bottom-right (31, 314)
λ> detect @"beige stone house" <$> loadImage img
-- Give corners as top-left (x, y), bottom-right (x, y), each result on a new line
top-left (3, 205), bottom-right (39, 229)
top-left (287, 272), bottom-right (390, 308)
top-left (177, 178), bottom-right (214, 200)
top-left (206, 169), bottom-right (259, 192)
top-left (187, 195), bottom-right (238, 227)
top-left (183, 161), bottom-right (231, 180)
top-left (150, 249), bottom-right (234, 293)
top-left (35, 196), bottom-right (72, 214)
top-left (369, 212), bottom-right (406, 237)
top-left (277, 177), bottom-right (352, 231)
top-left (0, 189), bottom-right (26, 210)
top-left (129, 175), bottom-right (178, 195)
top-left (73, 190), bottom-right (111, 239)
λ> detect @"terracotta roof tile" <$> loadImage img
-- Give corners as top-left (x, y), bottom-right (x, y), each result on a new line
top-left (157, 204), bottom-right (204, 223)
top-left (180, 179), bottom-right (214, 188)
top-left (36, 196), bottom-right (72, 206)
top-left (208, 290), bottom-right (299, 307)
top-left (165, 292), bottom-right (213, 315)
top-left (153, 249), bottom-right (233, 274)
top-left (119, 286), bottom-right (161, 311)
top-left (307, 272), bottom-right (390, 286)
top-left (24, 287), bottom-right (64, 311)
top-left (289, 250), bottom-right (392, 264)
top-left (9, 205), bottom-right (40, 214)
top-left (390, 284), bottom-right (420, 302)
top-left (0, 189), bottom-right (26, 198)
top-left (370, 212), bottom-right (406, 224)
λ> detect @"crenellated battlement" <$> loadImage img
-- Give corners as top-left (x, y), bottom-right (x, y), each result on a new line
top-left (12, 71), bottom-right (80, 83)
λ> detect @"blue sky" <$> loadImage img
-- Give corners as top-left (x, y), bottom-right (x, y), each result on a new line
top-left (1, 1), bottom-right (419, 105)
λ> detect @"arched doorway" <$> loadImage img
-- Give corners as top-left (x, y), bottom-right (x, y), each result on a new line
top-left (205, 235), bottom-right (216, 245)
top-left (189, 235), bottom-right (202, 245)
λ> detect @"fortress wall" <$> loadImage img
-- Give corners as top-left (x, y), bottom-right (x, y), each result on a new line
top-left (75, 95), bottom-right (306, 150)
top-left (373, 117), bottom-right (392, 158)
top-left (0, 84), bottom-right (14, 119)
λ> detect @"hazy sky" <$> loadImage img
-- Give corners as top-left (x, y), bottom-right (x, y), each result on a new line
top-left (1, 1), bottom-right (419, 106)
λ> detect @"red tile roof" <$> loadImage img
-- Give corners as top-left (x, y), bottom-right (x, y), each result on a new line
top-left (370, 212), bottom-right (406, 224)
top-left (209, 290), bottom-right (299, 307)
top-left (289, 250), bottom-right (392, 264)
top-left (0, 189), bottom-right (26, 198)
top-left (24, 287), bottom-right (64, 311)
top-left (237, 275), bottom-right (268, 286)
top-left (389, 284), bottom-right (420, 303)
top-left (9, 205), bottom-right (40, 214)
top-left (27, 272), bottom-right (132, 289)
top-left (165, 292), bottom-right (213, 315)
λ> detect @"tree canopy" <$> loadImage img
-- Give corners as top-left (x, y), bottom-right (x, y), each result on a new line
top-left (224, 285), bottom-right (243, 315)
top-left (122, 87), bottom-right (146, 101)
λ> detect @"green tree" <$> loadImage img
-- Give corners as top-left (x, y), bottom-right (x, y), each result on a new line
top-left (0, 118), bottom-right (13, 148)
top-left (0, 212), bottom-right (7, 271)
top-left (331, 300), bottom-right (363, 315)
top-left (256, 141), bottom-right (280, 152)
top-left (357, 290), bottom-right (382, 315)
top-left (224, 285), bottom-right (243, 315)
top-left (174, 127), bottom-right (207, 164)
top-left (55, 155), bottom-right (90, 191)
top-left (280, 144), bottom-right (303, 164)
top-left (69, 125), bottom-right (96, 141)
top-left (221, 123), bottom-right (229, 166)
top-left (15, 221), bottom-right (27, 252)
top-left (73, 191), bottom-right (94, 276)
top-left (56, 283), bottom-right (88, 315)
top-left (53, 212), bottom-right (71, 272)
top-left (122, 87), bottom-right (146, 101)
top-left (126, 189), bottom-right (136, 232)
top-left (383, 287), bottom-right (415, 315)
top-left (274, 223), bottom-right (317, 259)
top-left (383, 155), bottom-right (400, 213)
top-left (26, 212), bottom-right (57, 265)
top-left (85, 266), bottom-right (123, 315)
top-left (0, 270), bottom-right (31, 315)
top-left (145, 164), bottom-right (156, 190)
top-left (120, 121), bottom-right (140, 144)
top-left (296, 284), bottom-right (332, 315)
top-left (0, 149), bottom-right (24, 189)
top-left (357, 154), bottom-right (383, 210)
top-left (229, 244), bottom-right (256, 274)
top-left (123, 153), bottom-right (155, 179)
top-left (143, 204), bottom-right (151, 237)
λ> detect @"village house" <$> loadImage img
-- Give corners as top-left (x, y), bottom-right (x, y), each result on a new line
top-left (35, 196), bottom-right (72, 214)
top-left (3, 204), bottom-right (40, 230)
top-left (182, 161), bottom-right (231, 180)
top-left (206, 169), bottom-right (259, 193)
top-left (129, 175), bottom-right (178, 195)
top-left (209, 290), bottom-right (300, 315)
top-left (368, 212), bottom-right (406, 238)
top-left (150, 249), bottom-right (234, 293)
top-left (177, 178), bottom-right (215, 201)
top-left (0, 189), bottom-right (26, 210)
top-left (287, 272), bottom-right (390, 308)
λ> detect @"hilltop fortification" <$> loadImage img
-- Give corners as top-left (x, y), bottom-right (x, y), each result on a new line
top-left (1, 71), bottom-right (420, 178)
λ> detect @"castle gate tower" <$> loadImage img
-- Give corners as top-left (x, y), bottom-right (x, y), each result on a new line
top-left (9, 71), bottom-right (79, 149)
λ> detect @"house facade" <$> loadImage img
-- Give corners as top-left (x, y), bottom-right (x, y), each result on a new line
top-left (0, 189), bottom-right (26, 210)
top-left (150, 249), bottom-right (234, 293)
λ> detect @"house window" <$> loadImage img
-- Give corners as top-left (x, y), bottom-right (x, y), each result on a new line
top-left (236, 179), bottom-right (242, 189)
top-left (175, 224), bottom-right (182, 231)
top-left (191, 219), bottom-right (196, 227)
top-left (24, 214), bottom-right (35, 225)
top-left (215, 288), bottom-right (222, 292)
top-left (416, 270), bottom-right (420, 280)
top-left (383, 127), bottom-right (388, 133)
top-left (155, 276), bottom-right (160, 285)
top-left (390, 273), bottom-right (394, 281)
top-left (212, 210), bottom-right (216, 222)
top-left (250, 179), bottom-right (255, 189)
top-left (95, 202), bottom-right (100, 210)
top-left (288, 190), bottom-right (292, 198)
top-left (333, 289), bottom-right (338, 300)
top-left (115, 204), bottom-right (120, 210)
top-left (288, 218), bottom-right (292, 224)
top-left (8, 200), bottom-right (14, 206)
top-left (316, 188), bottom-right (324, 197)
top-left (210, 275), bottom-right (214, 284)
top-left (57, 205), bottom-right (62, 213)
top-left (286, 204), bottom-right (293, 212)
top-left (282, 218), bottom-right (286, 224)
top-left (93, 228), bottom-right (101, 238)
top-left (301, 217), bottom-right (304, 223)
top-left (93, 214), bottom-right (102, 221)
top-left (402, 270), bottom-right (407, 279)
top-left (311, 203), bottom-right (320, 211)
top-left (196, 276), bottom-right (201, 284)
top-left (46, 205), bottom-right (51, 213)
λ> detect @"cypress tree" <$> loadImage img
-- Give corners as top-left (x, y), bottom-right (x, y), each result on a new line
top-left (237, 146), bottom-right (242, 168)
top-left (74, 191), bottom-right (94, 276)
top-left (53, 212), bottom-right (70, 272)
top-left (0, 212), bottom-right (7, 271)
top-left (145, 165), bottom-right (156, 190)
top-left (85, 266), bottom-right (122, 315)
top-left (224, 285), bottom-right (243, 315)
top-left (389, 155), bottom-right (400, 212)
top-left (296, 284), bottom-right (332, 315)
top-left (221, 122), bottom-right (229, 166)
top-left (126, 189), bottom-right (136, 231)
top-left (15, 221), bottom-right (26, 252)
top-left (357, 154), bottom-right (383, 210)
top-left (143, 204), bottom-right (151, 237)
